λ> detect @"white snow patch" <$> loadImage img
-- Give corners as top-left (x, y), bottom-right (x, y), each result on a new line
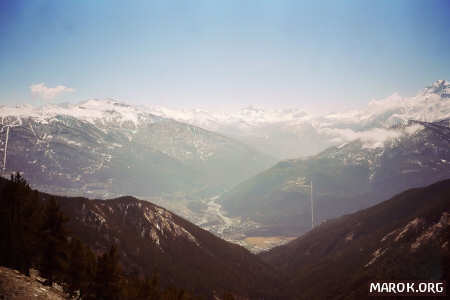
top-left (345, 232), bottom-right (354, 241)
top-left (411, 212), bottom-right (449, 251)
top-left (394, 218), bottom-right (422, 242)
top-left (365, 248), bottom-right (387, 267)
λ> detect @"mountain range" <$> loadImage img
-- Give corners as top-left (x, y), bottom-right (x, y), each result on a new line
top-left (0, 99), bottom-right (274, 199)
top-left (1, 174), bottom-right (448, 299)
top-left (1, 80), bottom-right (449, 251)
top-left (148, 80), bottom-right (450, 159)
top-left (220, 118), bottom-right (450, 237)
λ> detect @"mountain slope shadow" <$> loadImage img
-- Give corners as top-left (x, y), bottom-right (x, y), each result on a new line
top-left (0, 176), bottom-right (288, 299)
top-left (260, 179), bottom-right (450, 300)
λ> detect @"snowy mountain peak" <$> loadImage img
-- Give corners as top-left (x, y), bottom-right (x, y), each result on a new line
top-left (1, 80), bottom-right (449, 159)
top-left (423, 79), bottom-right (450, 97)
top-left (78, 98), bottom-right (132, 109)
top-left (0, 99), bottom-right (161, 128)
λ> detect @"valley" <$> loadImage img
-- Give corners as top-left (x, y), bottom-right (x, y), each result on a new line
top-left (260, 179), bottom-right (450, 299)
top-left (1, 167), bottom-right (448, 299)
top-left (2, 3), bottom-right (450, 298)
top-left (1, 80), bottom-right (449, 254)
top-left (150, 194), bottom-right (296, 252)
top-left (0, 176), bottom-right (288, 299)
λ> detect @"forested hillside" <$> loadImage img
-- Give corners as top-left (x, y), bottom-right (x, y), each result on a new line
top-left (0, 175), bottom-right (285, 300)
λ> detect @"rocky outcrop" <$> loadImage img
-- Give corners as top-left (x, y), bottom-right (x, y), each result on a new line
top-left (0, 267), bottom-right (66, 300)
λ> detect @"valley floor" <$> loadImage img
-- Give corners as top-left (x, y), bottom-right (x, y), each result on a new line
top-left (149, 194), bottom-right (295, 252)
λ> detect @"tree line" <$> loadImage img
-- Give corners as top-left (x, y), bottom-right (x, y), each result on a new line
top-left (0, 173), bottom-right (227, 300)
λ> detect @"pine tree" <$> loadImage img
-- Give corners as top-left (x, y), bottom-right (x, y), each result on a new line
top-left (136, 275), bottom-right (161, 300)
top-left (39, 196), bottom-right (69, 286)
top-left (0, 173), bottom-right (41, 275)
top-left (222, 292), bottom-right (235, 300)
top-left (21, 189), bottom-right (43, 272)
top-left (82, 245), bottom-right (97, 297)
top-left (65, 238), bottom-right (96, 298)
top-left (91, 245), bottom-right (124, 300)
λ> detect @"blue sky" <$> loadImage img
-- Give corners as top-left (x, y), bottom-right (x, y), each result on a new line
top-left (1, 0), bottom-right (449, 111)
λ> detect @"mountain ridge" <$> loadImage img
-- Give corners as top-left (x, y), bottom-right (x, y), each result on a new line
top-left (0, 101), bottom-right (275, 199)
top-left (260, 179), bottom-right (450, 299)
top-left (145, 80), bottom-right (450, 158)
top-left (4, 80), bottom-right (448, 160)
top-left (220, 118), bottom-right (450, 237)
top-left (0, 176), bottom-right (287, 299)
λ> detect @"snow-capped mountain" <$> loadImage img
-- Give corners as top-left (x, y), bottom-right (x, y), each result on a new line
top-left (149, 105), bottom-right (309, 129)
top-left (1, 99), bottom-right (161, 129)
top-left (147, 80), bottom-right (450, 158)
top-left (147, 105), bottom-right (319, 159)
top-left (220, 118), bottom-right (450, 236)
top-left (0, 99), bottom-right (274, 198)
top-left (314, 79), bottom-right (450, 144)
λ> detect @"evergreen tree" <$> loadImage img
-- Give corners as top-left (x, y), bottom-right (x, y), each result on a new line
top-left (0, 175), bottom-right (216, 300)
top-left (222, 292), bottom-right (235, 300)
top-left (91, 245), bottom-right (124, 300)
top-left (65, 237), bottom-right (96, 299)
top-left (135, 275), bottom-right (161, 300)
top-left (39, 196), bottom-right (69, 285)
top-left (0, 173), bottom-right (41, 275)
top-left (21, 189), bottom-right (43, 271)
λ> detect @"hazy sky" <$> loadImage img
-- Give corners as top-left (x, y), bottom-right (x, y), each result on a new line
top-left (1, 0), bottom-right (449, 112)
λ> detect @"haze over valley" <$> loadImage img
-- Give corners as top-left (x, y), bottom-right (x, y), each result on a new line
top-left (1, 80), bottom-right (449, 252)
top-left (1, 1), bottom-right (449, 299)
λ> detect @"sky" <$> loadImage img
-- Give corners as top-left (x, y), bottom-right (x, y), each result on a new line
top-left (1, 0), bottom-right (450, 112)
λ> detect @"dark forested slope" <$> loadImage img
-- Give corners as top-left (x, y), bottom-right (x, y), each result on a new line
top-left (0, 176), bottom-right (286, 299)
top-left (261, 179), bottom-right (450, 299)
